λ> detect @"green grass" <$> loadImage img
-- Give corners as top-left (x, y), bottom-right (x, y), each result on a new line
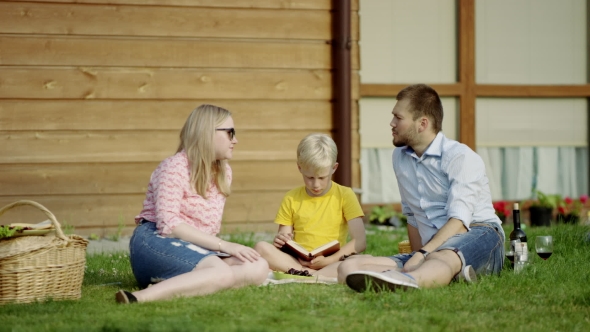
top-left (1, 224), bottom-right (590, 331)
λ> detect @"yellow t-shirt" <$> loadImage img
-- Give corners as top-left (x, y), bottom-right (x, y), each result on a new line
top-left (274, 181), bottom-right (364, 251)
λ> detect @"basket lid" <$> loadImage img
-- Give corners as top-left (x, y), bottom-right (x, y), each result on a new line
top-left (0, 235), bottom-right (66, 260)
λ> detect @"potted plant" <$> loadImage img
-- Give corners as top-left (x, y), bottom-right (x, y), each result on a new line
top-left (556, 194), bottom-right (588, 224)
top-left (527, 190), bottom-right (559, 227)
top-left (492, 200), bottom-right (511, 223)
top-left (368, 205), bottom-right (407, 228)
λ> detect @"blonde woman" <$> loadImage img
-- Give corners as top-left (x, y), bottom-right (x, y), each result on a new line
top-left (116, 104), bottom-right (268, 303)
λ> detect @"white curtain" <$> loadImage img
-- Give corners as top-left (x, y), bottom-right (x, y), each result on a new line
top-left (360, 148), bottom-right (401, 204)
top-left (478, 147), bottom-right (587, 200)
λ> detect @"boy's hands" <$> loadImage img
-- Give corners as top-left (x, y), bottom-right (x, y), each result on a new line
top-left (273, 232), bottom-right (293, 248)
top-left (299, 255), bottom-right (333, 270)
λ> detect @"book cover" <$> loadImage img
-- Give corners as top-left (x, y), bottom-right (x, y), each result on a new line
top-left (281, 239), bottom-right (340, 261)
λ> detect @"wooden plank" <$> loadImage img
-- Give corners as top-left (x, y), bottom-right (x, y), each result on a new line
top-left (0, 2), bottom-right (331, 40)
top-left (351, 10), bottom-right (360, 41)
top-left (351, 99), bottom-right (359, 131)
top-left (224, 191), bottom-right (286, 225)
top-left (0, 36), bottom-right (330, 69)
top-left (0, 191), bottom-right (287, 228)
top-left (351, 72), bottom-right (360, 100)
top-left (0, 131), bottom-right (177, 164)
top-left (0, 161), bottom-right (303, 196)
top-left (0, 163), bottom-right (156, 196)
top-left (7, 0), bottom-right (350, 10)
top-left (78, 221), bottom-right (278, 238)
top-left (0, 195), bottom-right (145, 230)
top-left (0, 130), bottom-right (333, 163)
top-left (221, 222), bottom-right (277, 234)
top-left (0, 183), bottom-right (369, 234)
top-left (351, 130), bottom-right (361, 164)
top-left (351, 158), bottom-right (361, 190)
top-left (476, 84), bottom-right (590, 97)
top-left (0, 100), bottom-right (333, 131)
top-left (351, 42), bottom-right (360, 70)
top-left (360, 83), bottom-right (463, 97)
top-left (0, 67), bottom-right (332, 100)
top-left (231, 161), bottom-right (302, 191)
top-left (458, 0), bottom-right (476, 150)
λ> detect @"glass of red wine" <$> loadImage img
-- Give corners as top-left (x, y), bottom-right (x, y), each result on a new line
top-left (535, 236), bottom-right (553, 260)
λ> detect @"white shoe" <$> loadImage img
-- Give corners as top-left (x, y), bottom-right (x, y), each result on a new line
top-left (346, 270), bottom-right (419, 293)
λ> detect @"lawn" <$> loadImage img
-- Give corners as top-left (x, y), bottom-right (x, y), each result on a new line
top-left (1, 224), bottom-right (589, 332)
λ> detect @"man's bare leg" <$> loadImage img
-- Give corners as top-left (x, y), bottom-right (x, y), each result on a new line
top-left (337, 254), bottom-right (400, 283)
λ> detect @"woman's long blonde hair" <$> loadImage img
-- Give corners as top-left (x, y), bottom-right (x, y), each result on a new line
top-left (176, 104), bottom-right (232, 198)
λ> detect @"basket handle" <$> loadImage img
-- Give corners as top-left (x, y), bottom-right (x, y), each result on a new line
top-left (0, 200), bottom-right (68, 241)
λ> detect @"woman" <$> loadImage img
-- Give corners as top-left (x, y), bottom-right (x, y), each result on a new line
top-left (116, 104), bottom-right (269, 303)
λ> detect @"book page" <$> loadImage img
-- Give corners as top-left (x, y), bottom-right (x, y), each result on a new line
top-left (310, 240), bottom-right (340, 257)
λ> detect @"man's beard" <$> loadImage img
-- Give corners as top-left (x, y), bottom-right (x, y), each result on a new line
top-left (392, 127), bottom-right (418, 148)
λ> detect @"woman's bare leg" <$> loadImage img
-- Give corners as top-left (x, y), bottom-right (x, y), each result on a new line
top-left (223, 256), bottom-right (269, 288)
top-left (131, 255), bottom-right (267, 302)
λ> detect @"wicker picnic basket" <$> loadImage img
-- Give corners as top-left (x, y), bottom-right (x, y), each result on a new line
top-left (0, 200), bottom-right (88, 304)
top-left (398, 240), bottom-right (412, 254)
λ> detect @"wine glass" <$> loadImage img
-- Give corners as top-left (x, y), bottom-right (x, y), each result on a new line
top-left (535, 236), bottom-right (553, 260)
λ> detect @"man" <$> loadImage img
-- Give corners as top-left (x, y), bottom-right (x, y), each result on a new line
top-left (338, 84), bottom-right (505, 292)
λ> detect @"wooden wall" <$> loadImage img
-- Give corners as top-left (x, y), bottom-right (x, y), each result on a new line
top-left (0, 0), bottom-right (360, 236)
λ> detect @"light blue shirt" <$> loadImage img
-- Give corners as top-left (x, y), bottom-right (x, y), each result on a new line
top-left (392, 132), bottom-right (501, 245)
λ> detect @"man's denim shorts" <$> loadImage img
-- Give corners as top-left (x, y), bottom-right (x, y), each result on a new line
top-left (389, 222), bottom-right (505, 275)
top-left (129, 220), bottom-right (229, 288)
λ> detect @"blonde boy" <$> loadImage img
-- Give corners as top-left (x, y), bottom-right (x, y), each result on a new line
top-left (254, 133), bottom-right (366, 278)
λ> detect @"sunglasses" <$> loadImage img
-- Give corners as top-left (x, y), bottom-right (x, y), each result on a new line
top-left (216, 128), bottom-right (236, 140)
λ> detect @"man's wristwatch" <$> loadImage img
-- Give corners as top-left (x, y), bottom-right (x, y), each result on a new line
top-left (416, 249), bottom-right (429, 258)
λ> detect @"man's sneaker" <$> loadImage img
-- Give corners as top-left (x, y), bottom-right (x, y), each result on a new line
top-left (455, 265), bottom-right (477, 283)
top-left (346, 270), bottom-right (419, 293)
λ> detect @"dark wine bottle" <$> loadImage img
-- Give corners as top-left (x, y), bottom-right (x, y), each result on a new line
top-left (509, 203), bottom-right (527, 243)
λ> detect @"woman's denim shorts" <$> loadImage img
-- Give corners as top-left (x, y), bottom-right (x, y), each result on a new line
top-left (129, 221), bottom-right (229, 288)
top-left (390, 222), bottom-right (505, 275)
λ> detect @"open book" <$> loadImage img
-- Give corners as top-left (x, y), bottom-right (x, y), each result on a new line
top-left (281, 239), bottom-right (340, 261)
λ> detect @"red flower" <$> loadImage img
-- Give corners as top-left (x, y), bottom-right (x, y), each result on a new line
top-left (558, 194), bottom-right (588, 216)
top-left (493, 201), bottom-right (511, 218)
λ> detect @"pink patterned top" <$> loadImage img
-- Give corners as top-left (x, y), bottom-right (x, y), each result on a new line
top-left (135, 151), bottom-right (231, 236)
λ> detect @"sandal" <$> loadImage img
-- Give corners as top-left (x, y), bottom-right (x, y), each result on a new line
top-left (115, 290), bottom-right (137, 304)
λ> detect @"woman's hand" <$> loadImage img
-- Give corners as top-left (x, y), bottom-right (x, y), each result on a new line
top-left (273, 232), bottom-right (293, 249)
top-left (402, 253), bottom-right (424, 272)
top-left (221, 241), bottom-right (261, 263)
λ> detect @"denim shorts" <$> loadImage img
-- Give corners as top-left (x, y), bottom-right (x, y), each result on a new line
top-left (129, 221), bottom-right (229, 288)
top-left (389, 222), bottom-right (505, 275)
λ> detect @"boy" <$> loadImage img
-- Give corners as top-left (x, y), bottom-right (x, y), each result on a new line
top-left (254, 133), bottom-right (366, 278)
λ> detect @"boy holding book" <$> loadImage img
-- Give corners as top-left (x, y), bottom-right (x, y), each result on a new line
top-left (254, 133), bottom-right (366, 278)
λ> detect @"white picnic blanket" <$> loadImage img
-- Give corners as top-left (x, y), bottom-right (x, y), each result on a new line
top-left (260, 271), bottom-right (338, 286)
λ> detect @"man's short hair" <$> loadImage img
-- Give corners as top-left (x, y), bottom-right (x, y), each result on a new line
top-left (396, 84), bottom-right (444, 133)
top-left (297, 133), bottom-right (338, 172)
